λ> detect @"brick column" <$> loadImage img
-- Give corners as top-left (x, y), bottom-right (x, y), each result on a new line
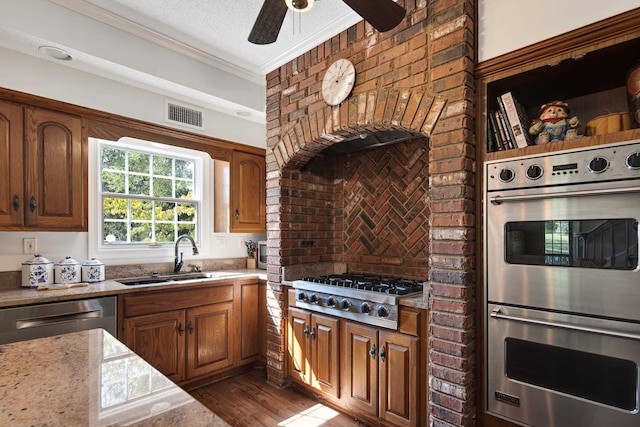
top-left (426, 1), bottom-right (477, 425)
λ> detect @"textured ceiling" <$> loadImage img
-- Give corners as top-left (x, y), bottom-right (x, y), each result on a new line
top-left (55, 0), bottom-right (362, 77)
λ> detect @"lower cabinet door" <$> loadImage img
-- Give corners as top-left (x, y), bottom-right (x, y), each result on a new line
top-left (342, 321), bottom-right (378, 416)
top-left (379, 331), bottom-right (420, 427)
top-left (186, 302), bottom-right (234, 378)
top-left (123, 310), bottom-right (186, 382)
top-left (288, 307), bottom-right (311, 384)
top-left (310, 313), bottom-right (340, 398)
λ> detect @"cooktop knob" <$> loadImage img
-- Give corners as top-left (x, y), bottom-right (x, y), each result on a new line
top-left (297, 291), bottom-right (307, 302)
top-left (360, 302), bottom-right (371, 314)
top-left (525, 164), bottom-right (543, 180)
top-left (377, 305), bottom-right (389, 318)
top-left (327, 296), bottom-right (337, 307)
top-left (309, 293), bottom-right (318, 303)
top-left (588, 156), bottom-right (609, 173)
top-left (626, 152), bottom-right (640, 169)
top-left (340, 299), bottom-right (352, 310)
top-left (498, 168), bottom-right (514, 183)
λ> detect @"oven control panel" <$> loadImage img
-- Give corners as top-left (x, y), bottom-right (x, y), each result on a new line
top-left (485, 139), bottom-right (640, 191)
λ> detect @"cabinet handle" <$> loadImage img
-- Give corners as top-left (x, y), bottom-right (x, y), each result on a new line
top-left (235, 209), bottom-right (240, 220)
top-left (12, 195), bottom-right (20, 212)
top-left (303, 325), bottom-right (309, 337)
top-left (188, 320), bottom-right (194, 334)
top-left (369, 344), bottom-right (376, 360)
top-left (379, 345), bottom-right (386, 363)
top-left (29, 196), bottom-right (37, 213)
top-left (178, 322), bottom-right (184, 336)
top-left (310, 326), bottom-right (316, 340)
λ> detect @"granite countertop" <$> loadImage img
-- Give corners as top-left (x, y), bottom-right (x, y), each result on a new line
top-left (0, 270), bottom-right (268, 308)
top-left (0, 328), bottom-right (228, 426)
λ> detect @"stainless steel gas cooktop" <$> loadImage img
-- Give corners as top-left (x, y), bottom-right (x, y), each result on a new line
top-left (291, 274), bottom-right (424, 329)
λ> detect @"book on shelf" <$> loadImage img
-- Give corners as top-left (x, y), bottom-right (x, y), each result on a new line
top-left (498, 91), bottom-right (532, 148)
top-left (487, 112), bottom-right (505, 151)
top-left (495, 109), bottom-right (515, 149)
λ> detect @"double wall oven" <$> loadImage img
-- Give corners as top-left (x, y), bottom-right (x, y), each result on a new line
top-left (484, 140), bottom-right (640, 426)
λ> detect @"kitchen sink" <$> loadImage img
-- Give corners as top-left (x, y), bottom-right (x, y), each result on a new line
top-left (117, 271), bottom-right (241, 286)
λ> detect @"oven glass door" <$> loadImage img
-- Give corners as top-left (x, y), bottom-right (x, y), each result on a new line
top-left (487, 304), bottom-right (640, 427)
top-left (486, 182), bottom-right (640, 320)
top-left (505, 219), bottom-right (638, 269)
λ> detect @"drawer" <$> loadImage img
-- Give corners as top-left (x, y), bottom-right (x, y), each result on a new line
top-left (122, 282), bottom-right (234, 317)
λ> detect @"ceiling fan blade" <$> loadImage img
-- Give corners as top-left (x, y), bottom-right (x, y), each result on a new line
top-left (248, 0), bottom-right (289, 45)
top-left (343, 0), bottom-right (406, 32)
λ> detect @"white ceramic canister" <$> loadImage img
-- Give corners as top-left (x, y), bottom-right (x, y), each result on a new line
top-left (81, 257), bottom-right (105, 283)
top-left (21, 254), bottom-right (54, 288)
top-left (54, 256), bottom-right (82, 284)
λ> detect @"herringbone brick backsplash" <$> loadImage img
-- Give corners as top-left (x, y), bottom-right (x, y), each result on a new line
top-left (338, 137), bottom-right (430, 279)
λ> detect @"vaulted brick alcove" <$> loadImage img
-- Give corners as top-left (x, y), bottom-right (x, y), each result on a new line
top-left (264, 1), bottom-right (477, 425)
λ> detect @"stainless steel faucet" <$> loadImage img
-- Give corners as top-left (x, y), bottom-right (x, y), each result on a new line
top-left (174, 234), bottom-right (199, 273)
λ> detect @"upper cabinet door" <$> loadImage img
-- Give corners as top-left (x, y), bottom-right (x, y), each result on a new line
top-left (23, 107), bottom-right (86, 230)
top-left (0, 101), bottom-right (24, 227)
top-left (230, 151), bottom-right (265, 233)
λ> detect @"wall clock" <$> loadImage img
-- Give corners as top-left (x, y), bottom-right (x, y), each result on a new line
top-left (322, 58), bottom-right (356, 106)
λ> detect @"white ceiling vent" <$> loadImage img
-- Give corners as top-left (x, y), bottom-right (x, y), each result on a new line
top-left (166, 101), bottom-right (203, 129)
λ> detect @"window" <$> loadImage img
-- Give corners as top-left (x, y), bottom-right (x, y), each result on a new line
top-left (95, 138), bottom-right (204, 248)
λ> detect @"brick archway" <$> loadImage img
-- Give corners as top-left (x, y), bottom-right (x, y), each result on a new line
top-left (268, 88), bottom-right (446, 171)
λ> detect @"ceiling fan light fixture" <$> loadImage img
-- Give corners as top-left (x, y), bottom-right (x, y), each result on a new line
top-left (285, 0), bottom-right (314, 13)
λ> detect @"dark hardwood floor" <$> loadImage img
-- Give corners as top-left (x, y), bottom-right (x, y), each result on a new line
top-left (190, 367), bottom-right (367, 426)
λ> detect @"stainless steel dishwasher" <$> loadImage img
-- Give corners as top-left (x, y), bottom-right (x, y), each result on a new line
top-left (0, 296), bottom-right (117, 345)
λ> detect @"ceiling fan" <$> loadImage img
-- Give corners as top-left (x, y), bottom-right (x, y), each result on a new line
top-left (248, 0), bottom-right (406, 45)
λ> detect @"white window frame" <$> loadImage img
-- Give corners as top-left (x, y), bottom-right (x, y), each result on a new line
top-left (89, 137), bottom-right (213, 264)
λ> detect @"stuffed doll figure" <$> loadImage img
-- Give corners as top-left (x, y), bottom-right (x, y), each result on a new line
top-left (529, 101), bottom-right (581, 144)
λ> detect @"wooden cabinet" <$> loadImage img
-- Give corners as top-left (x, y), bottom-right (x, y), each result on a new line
top-left (230, 150), bottom-right (265, 233)
top-left (0, 100), bottom-right (85, 230)
top-left (237, 278), bottom-right (267, 365)
top-left (0, 101), bottom-right (23, 228)
top-left (476, 10), bottom-right (640, 166)
top-left (287, 307), bottom-right (340, 398)
top-left (120, 282), bottom-right (235, 384)
top-left (123, 310), bottom-right (186, 382)
top-left (342, 321), bottom-right (420, 427)
top-left (186, 302), bottom-right (234, 378)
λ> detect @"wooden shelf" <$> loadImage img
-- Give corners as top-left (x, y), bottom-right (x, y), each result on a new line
top-left (485, 128), bottom-right (640, 162)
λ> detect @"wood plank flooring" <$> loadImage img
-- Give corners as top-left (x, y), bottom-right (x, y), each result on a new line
top-left (190, 367), bottom-right (367, 427)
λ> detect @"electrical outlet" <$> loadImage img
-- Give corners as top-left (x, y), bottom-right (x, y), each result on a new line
top-left (215, 236), bottom-right (226, 247)
top-left (239, 236), bottom-right (245, 247)
top-left (23, 238), bottom-right (37, 254)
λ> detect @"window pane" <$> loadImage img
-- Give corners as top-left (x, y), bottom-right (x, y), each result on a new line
top-left (102, 147), bottom-right (125, 171)
top-left (178, 224), bottom-right (196, 239)
top-left (153, 177), bottom-right (173, 198)
top-left (129, 175), bottom-right (150, 196)
top-left (102, 171), bottom-right (125, 193)
top-left (153, 156), bottom-right (173, 176)
top-left (103, 198), bottom-right (127, 220)
top-left (155, 223), bottom-right (175, 242)
top-left (131, 200), bottom-right (152, 221)
top-left (155, 202), bottom-right (176, 222)
top-left (129, 152), bottom-right (150, 173)
top-left (177, 203), bottom-right (196, 222)
top-left (175, 159), bottom-right (193, 179)
top-left (103, 222), bottom-right (127, 243)
top-left (131, 223), bottom-right (152, 242)
top-left (175, 180), bottom-right (193, 199)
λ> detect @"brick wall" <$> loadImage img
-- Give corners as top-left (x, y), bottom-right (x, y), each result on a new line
top-left (264, 0), bottom-right (476, 425)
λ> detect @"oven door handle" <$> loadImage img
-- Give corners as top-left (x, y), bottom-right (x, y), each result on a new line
top-left (489, 186), bottom-right (640, 205)
top-left (490, 308), bottom-right (640, 341)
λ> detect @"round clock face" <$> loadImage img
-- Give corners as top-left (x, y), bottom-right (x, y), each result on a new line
top-left (322, 59), bottom-right (356, 106)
